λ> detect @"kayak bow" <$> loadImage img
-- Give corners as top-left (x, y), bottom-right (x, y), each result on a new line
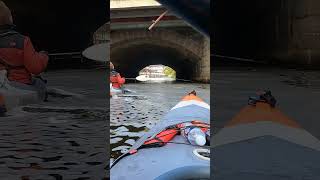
top-left (111, 91), bottom-right (210, 180)
top-left (213, 91), bottom-right (320, 180)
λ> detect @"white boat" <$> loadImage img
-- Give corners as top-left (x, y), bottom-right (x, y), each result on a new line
top-left (136, 65), bottom-right (176, 83)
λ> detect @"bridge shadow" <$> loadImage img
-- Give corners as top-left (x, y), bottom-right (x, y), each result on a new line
top-left (213, 0), bottom-right (287, 63)
top-left (3, 0), bottom-right (108, 53)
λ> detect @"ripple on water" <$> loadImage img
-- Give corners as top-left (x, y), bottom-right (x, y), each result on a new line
top-left (280, 71), bottom-right (320, 90)
top-left (0, 106), bottom-right (108, 179)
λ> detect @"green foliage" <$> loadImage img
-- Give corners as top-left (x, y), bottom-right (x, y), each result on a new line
top-left (163, 66), bottom-right (176, 78)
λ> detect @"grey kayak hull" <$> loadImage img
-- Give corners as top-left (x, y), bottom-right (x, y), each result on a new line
top-left (212, 103), bottom-right (320, 180)
top-left (213, 136), bottom-right (320, 180)
top-left (110, 87), bottom-right (122, 94)
top-left (111, 136), bottom-right (210, 180)
top-left (110, 85), bottom-right (133, 95)
top-left (1, 71), bottom-right (43, 111)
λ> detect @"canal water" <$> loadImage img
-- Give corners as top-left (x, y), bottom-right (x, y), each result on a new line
top-left (3, 67), bottom-right (320, 179)
top-left (110, 83), bottom-right (210, 163)
top-left (0, 69), bottom-right (108, 179)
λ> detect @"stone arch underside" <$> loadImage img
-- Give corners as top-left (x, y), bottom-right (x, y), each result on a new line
top-left (110, 30), bottom-right (204, 81)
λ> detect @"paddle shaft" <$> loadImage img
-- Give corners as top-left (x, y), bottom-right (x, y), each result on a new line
top-left (148, 10), bottom-right (168, 30)
top-left (133, 77), bottom-right (192, 82)
top-left (48, 52), bottom-right (81, 56)
top-left (212, 54), bottom-right (268, 64)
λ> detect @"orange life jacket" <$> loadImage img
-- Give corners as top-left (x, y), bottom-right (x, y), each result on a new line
top-left (0, 26), bottom-right (48, 84)
top-left (110, 71), bottom-right (125, 89)
top-left (141, 121), bottom-right (210, 148)
top-left (191, 120), bottom-right (210, 132)
top-left (177, 121), bottom-right (210, 132)
top-left (142, 129), bottom-right (179, 148)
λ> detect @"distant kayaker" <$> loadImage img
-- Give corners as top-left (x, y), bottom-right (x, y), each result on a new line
top-left (0, 1), bottom-right (48, 101)
top-left (110, 62), bottom-right (125, 89)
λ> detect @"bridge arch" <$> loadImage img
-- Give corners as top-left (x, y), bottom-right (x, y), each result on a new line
top-left (110, 29), bottom-right (204, 80)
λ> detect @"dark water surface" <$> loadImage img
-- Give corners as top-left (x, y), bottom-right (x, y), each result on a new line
top-left (4, 67), bottom-right (319, 178)
top-left (110, 83), bottom-right (210, 163)
top-left (0, 70), bottom-right (108, 179)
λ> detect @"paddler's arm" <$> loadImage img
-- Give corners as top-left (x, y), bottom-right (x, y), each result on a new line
top-left (23, 37), bottom-right (49, 75)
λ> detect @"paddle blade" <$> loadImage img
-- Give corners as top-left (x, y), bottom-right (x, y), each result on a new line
top-left (136, 75), bottom-right (148, 82)
top-left (82, 43), bottom-right (109, 62)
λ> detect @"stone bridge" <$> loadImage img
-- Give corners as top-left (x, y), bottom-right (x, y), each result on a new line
top-left (110, 1), bottom-right (210, 82)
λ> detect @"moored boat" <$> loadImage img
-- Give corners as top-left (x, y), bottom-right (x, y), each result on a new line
top-left (136, 64), bottom-right (176, 83)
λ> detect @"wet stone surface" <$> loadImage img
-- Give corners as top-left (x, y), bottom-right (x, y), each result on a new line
top-left (110, 83), bottom-right (210, 163)
top-left (0, 70), bottom-right (108, 179)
